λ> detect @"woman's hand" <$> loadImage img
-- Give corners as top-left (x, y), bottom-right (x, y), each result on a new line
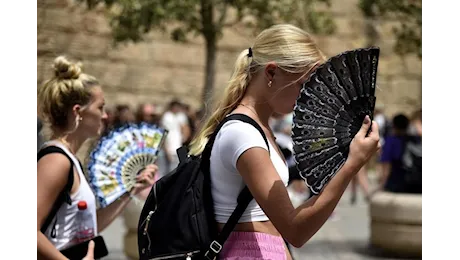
top-left (347, 115), bottom-right (381, 171)
top-left (130, 164), bottom-right (159, 196)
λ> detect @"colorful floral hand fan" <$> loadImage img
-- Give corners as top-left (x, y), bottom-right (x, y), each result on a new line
top-left (87, 123), bottom-right (168, 207)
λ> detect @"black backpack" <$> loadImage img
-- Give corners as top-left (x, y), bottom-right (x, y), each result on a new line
top-left (402, 136), bottom-right (422, 193)
top-left (137, 114), bottom-right (270, 260)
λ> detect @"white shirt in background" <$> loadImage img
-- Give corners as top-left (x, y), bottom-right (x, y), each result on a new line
top-left (161, 111), bottom-right (184, 156)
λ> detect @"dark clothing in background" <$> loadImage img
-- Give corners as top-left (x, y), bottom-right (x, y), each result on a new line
top-left (380, 135), bottom-right (422, 193)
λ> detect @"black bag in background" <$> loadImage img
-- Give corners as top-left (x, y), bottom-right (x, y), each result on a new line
top-left (137, 114), bottom-right (270, 260)
top-left (402, 136), bottom-right (422, 194)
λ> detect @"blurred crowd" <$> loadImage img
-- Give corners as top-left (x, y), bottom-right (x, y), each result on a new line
top-left (98, 99), bottom-right (205, 177)
top-left (38, 97), bottom-right (422, 201)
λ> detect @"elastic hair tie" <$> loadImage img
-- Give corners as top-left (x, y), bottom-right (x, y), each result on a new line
top-left (247, 47), bottom-right (253, 58)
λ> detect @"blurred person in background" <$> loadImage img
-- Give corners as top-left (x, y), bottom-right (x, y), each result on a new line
top-left (113, 104), bottom-right (135, 128)
top-left (374, 104), bottom-right (390, 144)
top-left (349, 166), bottom-right (370, 204)
top-left (378, 114), bottom-right (410, 193)
top-left (136, 103), bottom-right (161, 125)
top-left (402, 109), bottom-right (422, 193)
top-left (37, 56), bottom-right (158, 260)
top-left (136, 102), bottom-right (169, 178)
top-left (161, 99), bottom-right (189, 171)
top-left (409, 109), bottom-right (422, 137)
top-left (181, 103), bottom-right (197, 146)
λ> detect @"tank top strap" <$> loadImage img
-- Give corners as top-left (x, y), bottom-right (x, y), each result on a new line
top-left (43, 141), bottom-right (86, 178)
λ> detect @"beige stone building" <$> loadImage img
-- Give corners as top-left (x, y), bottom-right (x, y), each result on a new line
top-left (38, 0), bottom-right (421, 118)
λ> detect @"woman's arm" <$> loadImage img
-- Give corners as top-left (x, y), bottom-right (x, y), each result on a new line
top-left (96, 193), bottom-right (132, 233)
top-left (96, 164), bottom-right (158, 233)
top-left (37, 154), bottom-right (72, 260)
top-left (237, 148), bottom-right (358, 247)
top-left (236, 118), bottom-right (380, 248)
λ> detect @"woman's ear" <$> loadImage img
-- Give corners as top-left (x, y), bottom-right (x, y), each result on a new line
top-left (264, 62), bottom-right (277, 82)
top-left (72, 104), bottom-right (82, 119)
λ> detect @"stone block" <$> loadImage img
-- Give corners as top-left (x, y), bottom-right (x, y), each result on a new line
top-left (321, 36), bottom-right (357, 57)
top-left (99, 62), bottom-right (129, 89)
top-left (82, 12), bottom-right (112, 36)
top-left (377, 56), bottom-right (406, 76)
top-left (216, 50), bottom-right (241, 72)
top-left (329, 0), bottom-right (362, 16)
top-left (124, 66), bottom-right (174, 94)
top-left (369, 192), bottom-right (422, 258)
top-left (107, 41), bottom-right (152, 63)
top-left (390, 79), bottom-right (422, 100)
top-left (333, 17), bottom-right (366, 37)
top-left (375, 20), bottom-right (400, 39)
top-left (149, 41), bottom-right (205, 68)
top-left (219, 27), bottom-right (253, 50)
top-left (37, 29), bottom-right (73, 54)
top-left (403, 55), bottom-right (422, 76)
top-left (37, 6), bottom-right (47, 29)
top-left (69, 33), bottom-right (110, 58)
top-left (37, 56), bottom-right (53, 84)
top-left (41, 8), bottom-right (83, 33)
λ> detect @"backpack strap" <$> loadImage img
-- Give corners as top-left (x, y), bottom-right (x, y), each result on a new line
top-left (38, 146), bottom-right (75, 235)
top-left (201, 113), bottom-right (270, 260)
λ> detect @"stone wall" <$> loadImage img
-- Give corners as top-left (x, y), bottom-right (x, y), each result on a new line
top-left (38, 0), bottom-right (421, 118)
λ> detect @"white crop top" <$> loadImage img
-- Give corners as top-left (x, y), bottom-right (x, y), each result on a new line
top-left (210, 120), bottom-right (289, 223)
top-left (41, 141), bottom-right (98, 250)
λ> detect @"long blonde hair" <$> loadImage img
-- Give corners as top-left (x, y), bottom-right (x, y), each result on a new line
top-left (189, 24), bottom-right (325, 155)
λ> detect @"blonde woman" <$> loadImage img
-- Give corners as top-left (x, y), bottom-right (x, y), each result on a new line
top-left (188, 24), bottom-right (381, 260)
top-left (37, 56), bottom-right (158, 260)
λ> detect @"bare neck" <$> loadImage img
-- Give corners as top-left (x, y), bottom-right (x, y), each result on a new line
top-left (51, 132), bottom-right (87, 155)
top-left (239, 96), bottom-right (272, 125)
top-left (239, 80), bottom-right (274, 127)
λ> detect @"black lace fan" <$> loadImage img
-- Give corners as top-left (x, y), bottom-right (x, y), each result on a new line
top-left (292, 47), bottom-right (380, 195)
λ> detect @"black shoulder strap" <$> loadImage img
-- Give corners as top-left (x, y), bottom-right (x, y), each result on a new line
top-left (201, 113), bottom-right (270, 260)
top-left (38, 146), bottom-right (75, 234)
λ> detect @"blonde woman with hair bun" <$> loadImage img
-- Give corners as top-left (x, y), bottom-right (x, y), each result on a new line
top-left (37, 56), bottom-right (159, 260)
top-left (188, 24), bottom-right (381, 259)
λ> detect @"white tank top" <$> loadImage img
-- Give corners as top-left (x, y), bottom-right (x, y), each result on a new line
top-left (41, 141), bottom-right (98, 250)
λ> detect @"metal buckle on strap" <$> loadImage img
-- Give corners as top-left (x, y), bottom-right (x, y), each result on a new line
top-left (204, 240), bottom-right (222, 260)
top-left (209, 240), bottom-right (222, 253)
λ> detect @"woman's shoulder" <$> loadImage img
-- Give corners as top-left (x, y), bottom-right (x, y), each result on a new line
top-left (213, 119), bottom-right (269, 168)
top-left (218, 120), bottom-right (266, 145)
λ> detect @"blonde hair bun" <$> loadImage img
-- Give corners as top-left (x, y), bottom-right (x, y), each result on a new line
top-left (53, 56), bottom-right (82, 80)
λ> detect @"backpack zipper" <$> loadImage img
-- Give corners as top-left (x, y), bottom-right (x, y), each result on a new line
top-left (141, 183), bottom-right (158, 255)
top-left (149, 250), bottom-right (200, 260)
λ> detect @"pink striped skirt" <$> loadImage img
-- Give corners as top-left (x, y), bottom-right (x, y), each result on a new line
top-left (219, 231), bottom-right (287, 260)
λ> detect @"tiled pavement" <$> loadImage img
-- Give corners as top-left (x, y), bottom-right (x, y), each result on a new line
top-left (101, 188), bottom-right (420, 260)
